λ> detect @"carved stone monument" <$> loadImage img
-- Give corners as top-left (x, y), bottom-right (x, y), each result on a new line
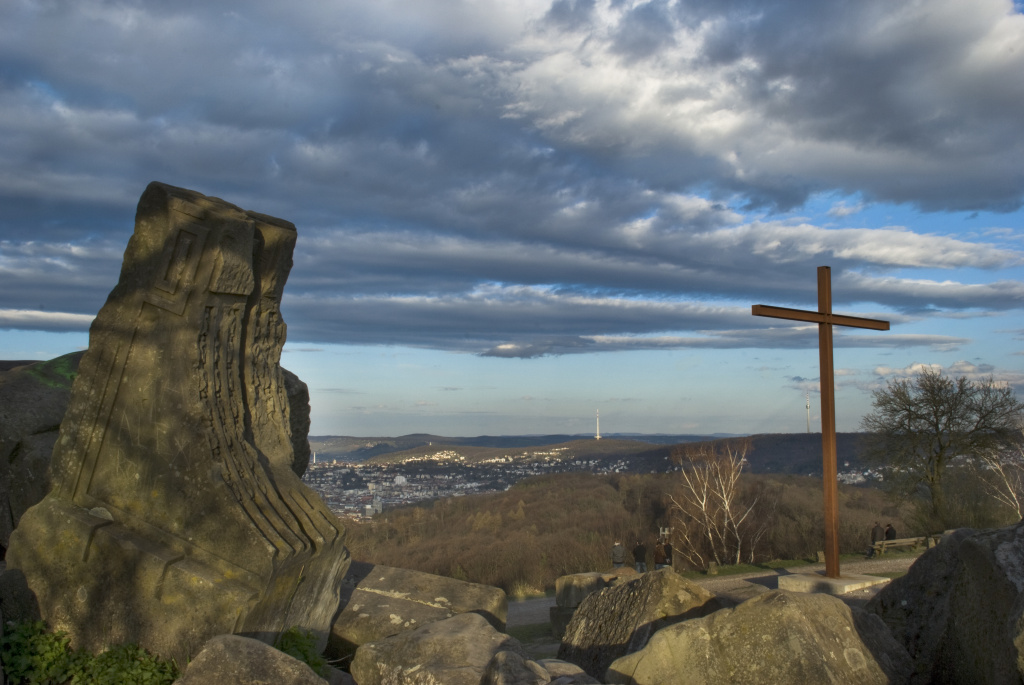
top-left (4, 182), bottom-right (349, 663)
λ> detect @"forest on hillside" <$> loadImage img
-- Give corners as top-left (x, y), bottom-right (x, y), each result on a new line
top-left (343, 470), bottom-right (911, 596)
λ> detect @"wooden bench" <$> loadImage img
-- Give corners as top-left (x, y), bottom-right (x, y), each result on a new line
top-left (871, 536), bottom-right (932, 555)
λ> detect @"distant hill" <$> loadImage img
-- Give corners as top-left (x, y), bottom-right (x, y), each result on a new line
top-left (308, 433), bottom-right (724, 463)
top-left (310, 432), bottom-right (870, 476)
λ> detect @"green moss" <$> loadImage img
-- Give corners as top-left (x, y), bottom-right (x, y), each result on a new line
top-left (24, 352), bottom-right (81, 390)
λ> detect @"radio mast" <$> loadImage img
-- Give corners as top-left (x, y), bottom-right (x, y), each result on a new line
top-left (806, 392), bottom-right (811, 433)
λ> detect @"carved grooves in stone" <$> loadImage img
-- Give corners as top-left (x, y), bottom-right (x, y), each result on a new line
top-left (199, 304), bottom-right (314, 562)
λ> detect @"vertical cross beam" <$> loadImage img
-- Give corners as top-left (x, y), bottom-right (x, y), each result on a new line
top-left (752, 266), bottom-right (889, 578)
top-left (817, 267), bottom-right (840, 578)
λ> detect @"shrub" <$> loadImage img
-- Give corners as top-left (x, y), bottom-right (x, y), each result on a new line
top-left (0, 620), bottom-right (178, 685)
top-left (274, 627), bottom-right (327, 677)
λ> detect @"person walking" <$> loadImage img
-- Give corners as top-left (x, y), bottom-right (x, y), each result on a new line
top-left (632, 539), bottom-right (648, 573)
top-left (611, 540), bottom-right (626, 569)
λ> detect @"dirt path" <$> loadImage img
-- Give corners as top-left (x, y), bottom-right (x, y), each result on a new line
top-left (506, 554), bottom-right (919, 628)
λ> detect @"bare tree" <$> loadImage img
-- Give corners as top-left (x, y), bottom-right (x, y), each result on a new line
top-left (861, 370), bottom-right (1023, 526)
top-left (669, 439), bottom-right (774, 568)
top-left (970, 428), bottom-right (1024, 520)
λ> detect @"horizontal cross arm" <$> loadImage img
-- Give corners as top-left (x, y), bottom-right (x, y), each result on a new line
top-left (752, 304), bottom-right (890, 331)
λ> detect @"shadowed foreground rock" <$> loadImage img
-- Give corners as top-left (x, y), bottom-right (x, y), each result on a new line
top-left (551, 568), bottom-right (637, 640)
top-left (558, 568), bottom-right (720, 679)
top-left (350, 612), bottom-right (525, 685)
top-left (0, 352), bottom-right (312, 554)
top-left (328, 560), bottom-right (508, 663)
top-left (0, 352), bottom-right (80, 551)
top-left (3, 182), bottom-right (348, 664)
top-left (607, 589), bottom-right (912, 685)
top-left (176, 635), bottom-right (327, 685)
top-left (869, 522), bottom-right (1024, 684)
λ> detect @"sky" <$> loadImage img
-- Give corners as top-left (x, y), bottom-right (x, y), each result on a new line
top-left (1, 0), bottom-right (1023, 438)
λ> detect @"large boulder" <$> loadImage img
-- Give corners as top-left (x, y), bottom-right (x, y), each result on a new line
top-left (551, 569), bottom-right (637, 640)
top-left (868, 522), bottom-right (1024, 684)
top-left (175, 634), bottom-right (326, 685)
top-left (3, 182), bottom-right (348, 664)
top-left (557, 567), bottom-right (720, 680)
top-left (350, 612), bottom-right (524, 685)
top-left (327, 560), bottom-right (508, 662)
top-left (607, 589), bottom-right (913, 685)
top-left (0, 352), bottom-right (82, 551)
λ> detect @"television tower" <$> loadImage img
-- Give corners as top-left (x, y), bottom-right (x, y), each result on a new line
top-left (806, 392), bottom-right (811, 433)
top-left (596, 409), bottom-right (601, 440)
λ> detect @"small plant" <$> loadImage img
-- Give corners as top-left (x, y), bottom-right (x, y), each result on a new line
top-left (0, 620), bottom-right (178, 685)
top-left (275, 627), bottom-right (327, 677)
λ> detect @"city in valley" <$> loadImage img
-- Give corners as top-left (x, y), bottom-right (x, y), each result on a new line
top-left (301, 433), bottom-right (882, 520)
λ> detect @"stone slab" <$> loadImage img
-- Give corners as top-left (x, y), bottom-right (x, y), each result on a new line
top-left (327, 561), bottom-right (507, 663)
top-left (778, 572), bottom-right (889, 595)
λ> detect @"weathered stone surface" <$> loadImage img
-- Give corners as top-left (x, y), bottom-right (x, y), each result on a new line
top-left (537, 658), bottom-right (601, 683)
top-left (282, 368), bottom-right (312, 477)
top-left (176, 634), bottom-right (326, 685)
top-left (0, 351), bottom-right (82, 550)
top-left (327, 560), bottom-right (507, 662)
top-left (481, 650), bottom-right (550, 685)
top-left (607, 589), bottom-right (912, 685)
top-left (3, 182), bottom-right (348, 664)
top-left (551, 568), bottom-right (638, 640)
top-left (557, 567), bottom-right (719, 679)
top-left (555, 569), bottom-right (636, 608)
top-left (350, 612), bottom-right (525, 685)
top-left (869, 523), bottom-right (1024, 684)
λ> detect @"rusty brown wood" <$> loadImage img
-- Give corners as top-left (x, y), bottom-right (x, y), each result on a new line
top-left (752, 266), bottom-right (889, 579)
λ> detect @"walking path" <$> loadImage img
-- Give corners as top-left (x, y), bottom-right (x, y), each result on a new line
top-left (506, 554), bottom-right (920, 628)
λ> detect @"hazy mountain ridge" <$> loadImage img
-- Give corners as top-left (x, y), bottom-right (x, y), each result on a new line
top-left (308, 433), bottom-right (723, 463)
top-left (310, 432), bottom-right (870, 476)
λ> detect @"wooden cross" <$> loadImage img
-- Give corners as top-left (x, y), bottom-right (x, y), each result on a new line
top-left (752, 266), bottom-right (889, 578)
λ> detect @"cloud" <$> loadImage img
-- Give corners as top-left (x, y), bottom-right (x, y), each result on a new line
top-left (827, 201), bottom-right (866, 218)
top-left (0, 309), bottom-right (94, 331)
top-left (0, 0), bottom-right (1022, 361)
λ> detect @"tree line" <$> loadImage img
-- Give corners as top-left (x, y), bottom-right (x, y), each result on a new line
top-left (343, 470), bottom-right (910, 595)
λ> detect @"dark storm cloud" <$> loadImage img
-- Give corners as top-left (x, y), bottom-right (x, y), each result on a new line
top-left (0, 0), bottom-right (1022, 356)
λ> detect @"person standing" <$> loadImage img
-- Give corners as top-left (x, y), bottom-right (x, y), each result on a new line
top-left (611, 540), bottom-right (626, 569)
top-left (884, 523), bottom-right (897, 540)
top-left (633, 539), bottom-right (648, 573)
top-left (867, 521), bottom-right (884, 558)
top-left (663, 540), bottom-right (673, 569)
top-left (653, 539), bottom-right (667, 570)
